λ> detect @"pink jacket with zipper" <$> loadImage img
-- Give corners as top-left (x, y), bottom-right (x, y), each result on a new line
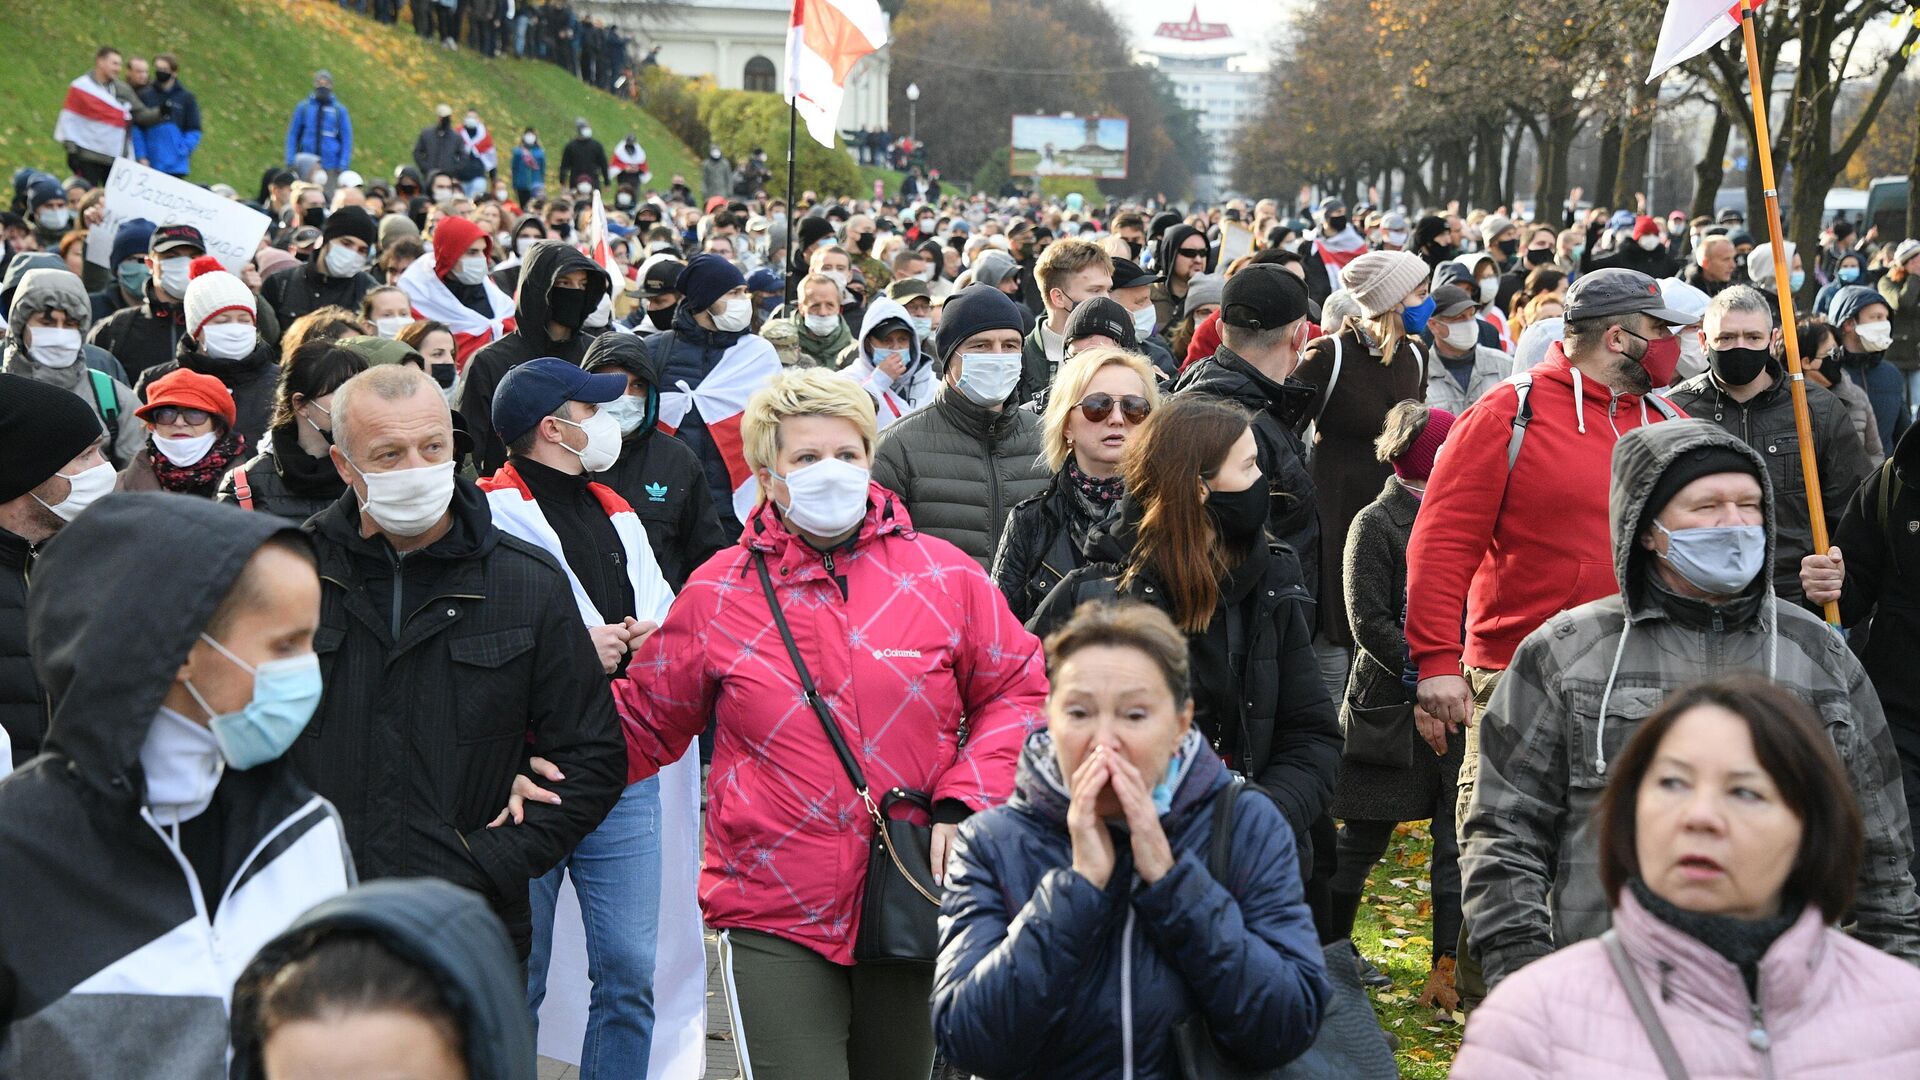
top-left (1452, 887), bottom-right (1920, 1078)
top-left (614, 483), bottom-right (1048, 964)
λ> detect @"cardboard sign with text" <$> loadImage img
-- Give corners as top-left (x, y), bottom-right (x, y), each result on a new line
top-left (86, 159), bottom-right (270, 273)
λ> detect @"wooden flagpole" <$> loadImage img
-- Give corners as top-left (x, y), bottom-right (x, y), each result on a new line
top-left (1737, 0), bottom-right (1841, 626)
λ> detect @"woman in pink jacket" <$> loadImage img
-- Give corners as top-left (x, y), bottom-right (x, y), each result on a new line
top-left (614, 368), bottom-right (1048, 1079)
top-left (1453, 674), bottom-right (1920, 1078)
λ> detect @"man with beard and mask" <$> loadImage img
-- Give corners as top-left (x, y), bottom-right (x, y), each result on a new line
top-left (413, 104), bottom-right (476, 183)
top-left (1296, 199), bottom-right (1366, 307)
top-left (299, 364), bottom-right (624, 958)
top-left (560, 121), bottom-right (609, 195)
top-left (581, 333), bottom-right (726, 590)
top-left (1668, 285), bottom-right (1869, 605)
top-left (283, 71), bottom-right (353, 176)
top-left (0, 493), bottom-right (355, 1073)
top-left (458, 240), bottom-right (611, 474)
top-left (623, 254), bottom-right (684, 338)
top-left (1461, 419), bottom-right (1920, 992)
top-left (260, 205), bottom-right (379, 325)
top-left (1150, 223), bottom-right (1212, 333)
top-left (0, 374), bottom-right (109, 765)
top-left (6, 265), bottom-right (145, 467)
top-left (1404, 267), bottom-right (1688, 1002)
top-left (135, 260), bottom-right (279, 449)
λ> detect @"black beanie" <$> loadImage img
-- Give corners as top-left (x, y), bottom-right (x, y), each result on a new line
top-left (675, 253), bottom-right (747, 316)
top-left (323, 205), bottom-right (378, 247)
top-left (934, 285), bottom-right (1024, 371)
top-left (0, 372), bottom-right (105, 503)
top-left (1640, 445), bottom-right (1761, 536)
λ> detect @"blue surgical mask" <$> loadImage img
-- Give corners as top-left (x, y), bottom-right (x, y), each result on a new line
top-left (1839, 266), bottom-right (1862, 283)
top-left (909, 315), bottom-right (934, 340)
top-left (184, 632), bottom-right (323, 770)
top-left (1150, 749), bottom-right (1185, 814)
top-left (118, 260), bottom-right (151, 296)
top-left (601, 392), bottom-right (655, 436)
top-left (1400, 295), bottom-right (1437, 336)
top-left (1788, 270), bottom-right (1806, 292)
top-left (1654, 521), bottom-right (1766, 596)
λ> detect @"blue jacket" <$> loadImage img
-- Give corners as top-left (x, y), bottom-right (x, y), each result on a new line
top-left (130, 81), bottom-right (201, 177)
top-left (509, 142), bottom-right (546, 193)
top-left (934, 732), bottom-right (1329, 1079)
top-left (284, 94), bottom-right (353, 171)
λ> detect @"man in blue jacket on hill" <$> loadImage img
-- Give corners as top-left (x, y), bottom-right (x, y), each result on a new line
top-left (131, 54), bottom-right (201, 179)
top-left (283, 70), bottom-right (353, 174)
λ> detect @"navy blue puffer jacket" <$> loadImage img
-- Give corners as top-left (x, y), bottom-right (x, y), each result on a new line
top-left (934, 731), bottom-right (1329, 1078)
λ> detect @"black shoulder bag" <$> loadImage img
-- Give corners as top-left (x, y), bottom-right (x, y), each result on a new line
top-left (754, 552), bottom-right (942, 966)
top-left (1173, 775), bottom-right (1278, 1079)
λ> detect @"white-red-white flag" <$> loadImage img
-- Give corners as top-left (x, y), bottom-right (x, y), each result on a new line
top-left (53, 76), bottom-right (130, 161)
top-left (1648, 0), bottom-right (1764, 81)
top-left (784, 0), bottom-right (889, 148)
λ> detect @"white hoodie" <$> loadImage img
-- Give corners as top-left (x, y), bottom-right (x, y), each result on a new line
top-left (841, 297), bottom-right (938, 430)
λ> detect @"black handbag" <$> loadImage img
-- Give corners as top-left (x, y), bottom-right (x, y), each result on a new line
top-left (1174, 776), bottom-right (1276, 1079)
top-left (754, 554), bottom-right (942, 966)
top-left (1341, 698), bottom-right (1418, 769)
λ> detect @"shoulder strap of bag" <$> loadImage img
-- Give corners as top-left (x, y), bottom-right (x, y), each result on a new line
top-left (88, 369), bottom-right (120, 448)
top-left (1313, 334), bottom-right (1343, 425)
top-left (1506, 372), bottom-right (1534, 471)
top-left (754, 551), bottom-right (868, 794)
top-left (230, 467), bottom-right (255, 511)
top-left (1876, 457), bottom-right (1905, 575)
top-left (1601, 930), bottom-right (1691, 1080)
top-left (1207, 776), bottom-right (1245, 883)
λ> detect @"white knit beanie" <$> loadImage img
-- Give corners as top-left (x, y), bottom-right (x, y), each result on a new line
top-left (1745, 241), bottom-right (1796, 292)
top-left (183, 257), bottom-right (257, 337)
top-left (1340, 251), bottom-right (1430, 318)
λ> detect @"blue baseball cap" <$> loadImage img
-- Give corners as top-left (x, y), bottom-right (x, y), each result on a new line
top-left (492, 357), bottom-right (629, 446)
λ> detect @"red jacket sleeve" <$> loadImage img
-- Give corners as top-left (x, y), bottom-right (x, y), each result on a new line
top-left (612, 579), bottom-right (722, 778)
top-left (1404, 385), bottom-right (1520, 680)
top-left (936, 562), bottom-right (1049, 810)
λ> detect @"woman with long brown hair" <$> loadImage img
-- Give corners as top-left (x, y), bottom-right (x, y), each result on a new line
top-left (1029, 394), bottom-right (1342, 905)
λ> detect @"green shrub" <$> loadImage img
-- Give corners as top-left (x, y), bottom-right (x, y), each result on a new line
top-left (696, 89), bottom-right (862, 199)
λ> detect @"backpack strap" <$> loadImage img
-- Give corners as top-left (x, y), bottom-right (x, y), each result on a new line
top-left (87, 369), bottom-right (121, 450)
top-left (1207, 775), bottom-right (1246, 885)
top-left (230, 467), bottom-right (255, 511)
top-left (1504, 372), bottom-right (1534, 470)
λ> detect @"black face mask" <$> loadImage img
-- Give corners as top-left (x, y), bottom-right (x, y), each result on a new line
top-left (1206, 476), bottom-right (1270, 548)
top-left (429, 363), bottom-right (457, 389)
top-left (1496, 238), bottom-right (1521, 258)
top-left (302, 207), bottom-right (326, 229)
top-left (1126, 238), bottom-right (1143, 259)
top-left (1525, 248), bottom-right (1554, 266)
top-left (314, 87), bottom-right (333, 104)
top-left (1324, 216), bottom-right (1348, 234)
top-left (547, 286), bottom-right (591, 330)
top-left (1428, 242), bottom-right (1458, 261)
top-left (1708, 345), bottom-right (1771, 387)
top-left (853, 232), bottom-right (875, 254)
top-left (550, 222), bottom-right (573, 241)
top-left (648, 303), bottom-right (677, 330)
top-left (155, 71), bottom-right (174, 86)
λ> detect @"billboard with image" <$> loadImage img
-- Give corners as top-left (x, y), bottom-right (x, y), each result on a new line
top-left (1010, 114), bottom-right (1130, 179)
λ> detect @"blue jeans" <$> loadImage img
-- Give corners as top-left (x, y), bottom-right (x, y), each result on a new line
top-left (513, 14), bottom-right (530, 56)
top-left (528, 777), bottom-right (663, 1078)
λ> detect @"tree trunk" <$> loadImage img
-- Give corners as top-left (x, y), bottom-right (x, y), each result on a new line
top-left (1474, 120), bottom-right (1503, 211)
top-left (1690, 108), bottom-right (1733, 220)
top-left (1593, 121), bottom-right (1624, 210)
top-left (1404, 152), bottom-right (1432, 211)
top-left (1535, 105), bottom-right (1580, 228)
top-left (1502, 121), bottom-right (1524, 210)
top-left (1908, 90), bottom-right (1920, 237)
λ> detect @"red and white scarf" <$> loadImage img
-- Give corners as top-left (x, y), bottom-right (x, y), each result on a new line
top-left (1313, 226), bottom-right (1369, 291)
top-left (655, 335), bottom-right (782, 522)
top-left (54, 75), bottom-right (129, 160)
top-left (462, 120), bottom-right (498, 174)
top-left (477, 464), bottom-right (675, 628)
top-left (396, 253), bottom-right (515, 368)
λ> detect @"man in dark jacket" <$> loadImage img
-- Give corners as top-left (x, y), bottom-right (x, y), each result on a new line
top-left (872, 286), bottom-right (1051, 566)
top-left (559, 122), bottom-right (609, 192)
top-left (1580, 214), bottom-right (1680, 279)
top-left (0, 375), bottom-right (107, 764)
top-left (1667, 285), bottom-right (1869, 605)
top-left (457, 241), bottom-right (611, 474)
top-left (1174, 265), bottom-right (1322, 606)
top-left (89, 223), bottom-right (203, 380)
top-left (413, 104), bottom-right (476, 182)
top-left (260, 205), bottom-right (380, 325)
top-left (298, 365), bottom-right (624, 956)
top-left (0, 494), bottom-right (353, 1074)
top-left (581, 332), bottom-right (727, 591)
top-left (132, 53), bottom-right (201, 178)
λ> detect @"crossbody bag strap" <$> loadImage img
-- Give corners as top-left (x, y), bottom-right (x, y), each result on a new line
top-left (754, 551), bottom-right (867, 792)
top-left (1601, 930), bottom-right (1690, 1080)
top-left (1207, 776), bottom-right (1244, 882)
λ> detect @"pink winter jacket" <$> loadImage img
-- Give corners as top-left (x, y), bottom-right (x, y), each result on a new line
top-left (1452, 887), bottom-right (1920, 1078)
top-left (614, 484), bottom-right (1049, 965)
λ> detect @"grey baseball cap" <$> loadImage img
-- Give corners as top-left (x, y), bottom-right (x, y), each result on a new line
top-left (1563, 267), bottom-right (1694, 325)
top-left (1432, 284), bottom-right (1477, 318)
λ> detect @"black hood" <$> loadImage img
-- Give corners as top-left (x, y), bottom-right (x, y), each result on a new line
top-left (393, 165), bottom-right (427, 192)
top-left (1157, 224), bottom-right (1213, 276)
top-left (508, 212), bottom-right (547, 248)
top-left (229, 879), bottom-right (536, 1080)
top-left (513, 240), bottom-right (610, 351)
top-left (30, 493), bottom-right (309, 794)
top-left (579, 330), bottom-right (662, 440)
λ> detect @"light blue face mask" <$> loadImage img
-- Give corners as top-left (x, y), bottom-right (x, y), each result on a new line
top-left (909, 315), bottom-right (934, 340)
top-left (185, 632), bottom-right (323, 770)
top-left (1839, 265), bottom-right (1862, 283)
top-left (1151, 749), bottom-right (1186, 814)
top-left (1654, 521), bottom-right (1766, 596)
top-left (1788, 270), bottom-right (1806, 292)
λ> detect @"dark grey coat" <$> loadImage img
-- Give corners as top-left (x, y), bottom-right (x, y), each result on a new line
top-left (871, 385), bottom-right (1050, 567)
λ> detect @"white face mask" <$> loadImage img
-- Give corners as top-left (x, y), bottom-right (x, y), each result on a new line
top-left (324, 242), bottom-right (368, 278)
top-left (1637, 235), bottom-right (1663, 252)
top-left (1679, 334), bottom-right (1706, 372)
top-left (1439, 318), bottom-right (1479, 352)
top-left (34, 460), bottom-right (116, 522)
top-left (954, 351), bottom-right (1022, 406)
top-left (804, 312), bottom-right (841, 337)
top-left (154, 431), bottom-right (218, 467)
top-left (1130, 305), bottom-right (1157, 342)
top-left (515, 235), bottom-right (539, 257)
top-left (28, 325), bottom-right (82, 368)
top-left (1384, 230), bottom-right (1409, 248)
top-left (1857, 320), bottom-right (1894, 352)
top-left (773, 458), bottom-right (870, 537)
top-left (601, 393), bottom-right (651, 436)
top-left (200, 323), bottom-right (257, 360)
top-left (579, 126), bottom-right (593, 140)
top-left (1476, 278), bottom-right (1497, 305)
top-left (584, 291), bottom-right (613, 329)
top-left (713, 296), bottom-right (753, 332)
top-left (158, 256), bottom-right (193, 298)
top-left (374, 315), bottom-right (412, 339)
top-left (523, 132), bottom-right (538, 146)
top-left (452, 253), bottom-right (490, 285)
top-left (347, 457), bottom-right (457, 537)
top-left (556, 407), bottom-right (622, 472)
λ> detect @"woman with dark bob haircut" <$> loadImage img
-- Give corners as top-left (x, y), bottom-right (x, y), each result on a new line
top-left (1454, 674), bottom-right (1920, 1077)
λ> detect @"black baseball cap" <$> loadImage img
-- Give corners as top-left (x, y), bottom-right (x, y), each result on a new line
top-left (150, 223), bottom-right (207, 255)
top-left (1432, 284), bottom-right (1477, 318)
top-left (637, 256), bottom-right (686, 297)
top-left (1110, 257), bottom-right (1158, 290)
top-left (1562, 267), bottom-right (1693, 325)
top-left (1220, 264), bottom-right (1310, 330)
top-left (1064, 296), bottom-right (1137, 351)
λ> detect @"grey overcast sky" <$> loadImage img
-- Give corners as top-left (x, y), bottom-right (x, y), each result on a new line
top-left (1121, 0), bottom-right (1291, 61)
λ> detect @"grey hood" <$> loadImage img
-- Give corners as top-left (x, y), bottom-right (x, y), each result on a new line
top-left (1608, 417), bottom-right (1774, 608)
top-left (7, 266), bottom-right (93, 343)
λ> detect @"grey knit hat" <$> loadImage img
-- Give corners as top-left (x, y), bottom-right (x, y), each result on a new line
top-left (1339, 251), bottom-right (1430, 318)
top-left (1185, 273), bottom-right (1224, 312)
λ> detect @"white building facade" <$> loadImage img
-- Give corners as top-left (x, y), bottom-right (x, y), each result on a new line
top-left (1136, 6), bottom-right (1262, 198)
top-left (578, 0), bottom-right (890, 135)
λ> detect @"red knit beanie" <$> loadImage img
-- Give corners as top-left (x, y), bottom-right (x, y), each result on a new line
top-left (1392, 407), bottom-right (1457, 482)
top-left (431, 215), bottom-right (489, 280)
top-left (1632, 215), bottom-right (1662, 241)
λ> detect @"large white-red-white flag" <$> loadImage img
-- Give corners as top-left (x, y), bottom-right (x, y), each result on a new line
top-left (784, 0), bottom-right (889, 148)
top-left (657, 337), bottom-right (783, 521)
top-left (53, 76), bottom-right (130, 160)
top-left (1648, 0), bottom-right (1765, 81)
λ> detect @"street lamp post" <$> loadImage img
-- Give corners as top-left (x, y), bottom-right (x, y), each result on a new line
top-left (906, 82), bottom-right (919, 144)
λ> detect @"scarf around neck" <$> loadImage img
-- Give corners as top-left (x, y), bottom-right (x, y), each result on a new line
top-left (152, 428), bottom-right (247, 494)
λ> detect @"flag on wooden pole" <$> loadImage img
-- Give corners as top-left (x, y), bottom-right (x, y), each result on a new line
top-left (1648, 0), bottom-right (1767, 81)
top-left (784, 0), bottom-right (889, 148)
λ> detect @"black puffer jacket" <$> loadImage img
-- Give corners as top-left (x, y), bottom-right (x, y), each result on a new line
top-left (1174, 346), bottom-right (1322, 608)
top-left (135, 331), bottom-right (280, 450)
top-left (216, 423), bottom-right (351, 523)
top-left (579, 332), bottom-right (729, 590)
top-left (871, 385), bottom-right (1051, 567)
top-left (295, 480), bottom-right (625, 956)
top-left (259, 257), bottom-right (379, 326)
top-left (458, 241), bottom-right (612, 474)
top-left (990, 468), bottom-right (1111, 624)
top-left (0, 528), bottom-right (44, 763)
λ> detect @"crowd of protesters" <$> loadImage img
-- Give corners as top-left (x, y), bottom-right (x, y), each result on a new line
top-left (16, 34), bottom-right (1920, 1080)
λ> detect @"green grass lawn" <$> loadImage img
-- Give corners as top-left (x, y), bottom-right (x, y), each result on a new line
top-left (1350, 820), bottom-right (1463, 1078)
top-left (2, 0), bottom-right (693, 193)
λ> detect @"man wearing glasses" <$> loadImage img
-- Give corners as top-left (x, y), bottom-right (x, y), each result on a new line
top-left (1668, 284), bottom-right (1870, 605)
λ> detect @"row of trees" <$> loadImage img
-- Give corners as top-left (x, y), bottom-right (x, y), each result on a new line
top-left (888, 0), bottom-right (1207, 198)
top-left (1233, 0), bottom-right (1917, 262)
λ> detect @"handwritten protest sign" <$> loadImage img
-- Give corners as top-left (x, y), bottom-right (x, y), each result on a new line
top-left (86, 159), bottom-right (270, 274)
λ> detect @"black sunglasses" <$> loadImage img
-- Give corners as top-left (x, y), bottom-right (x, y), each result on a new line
top-left (1178, 246), bottom-right (1208, 258)
top-left (1077, 393), bottom-right (1151, 424)
top-left (149, 406), bottom-right (213, 426)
